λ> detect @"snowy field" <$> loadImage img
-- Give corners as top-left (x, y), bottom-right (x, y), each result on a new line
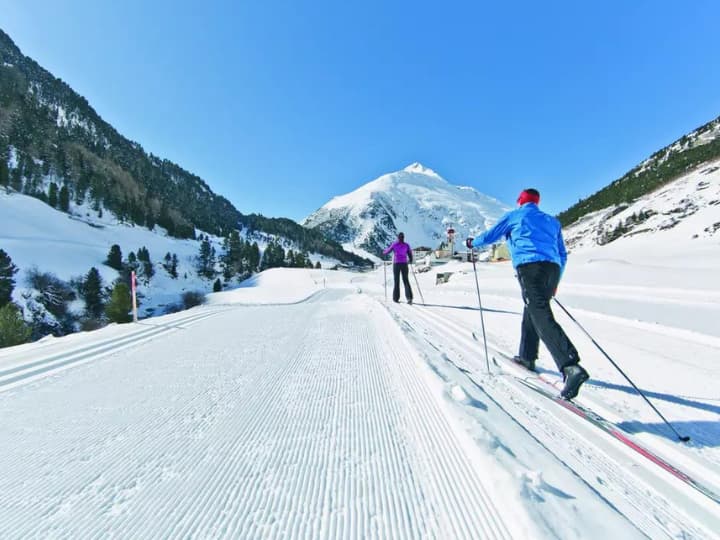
top-left (0, 189), bottom-right (341, 318)
top-left (1, 232), bottom-right (719, 538)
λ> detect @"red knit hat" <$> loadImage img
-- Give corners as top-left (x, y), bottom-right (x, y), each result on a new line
top-left (517, 188), bottom-right (540, 206)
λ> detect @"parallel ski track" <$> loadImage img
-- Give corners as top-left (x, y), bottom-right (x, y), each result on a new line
top-left (391, 301), bottom-right (718, 540)
top-left (1, 291), bottom-right (514, 539)
top-left (0, 308), bottom-right (228, 392)
top-left (502, 361), bottom-right (720, 507)
top-left (370, 301), bottom-right (513, 540)
top-left (416, 296), bottom-right (720, 482)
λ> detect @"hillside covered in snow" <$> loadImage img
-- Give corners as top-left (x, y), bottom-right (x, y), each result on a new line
top-left (303, 163), bottom-right (510, 258)
top-left (0, 26), bottom-right (374, 345)
top-left (563, 158), bottom-right (720, 251)
top-left (0, 187), bottom-right (355, 343)
top-left (560, 114), bottom-right (720, 249)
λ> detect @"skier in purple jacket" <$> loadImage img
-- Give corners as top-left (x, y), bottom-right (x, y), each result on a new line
top-left (383, 232), bottom-right (414, 304)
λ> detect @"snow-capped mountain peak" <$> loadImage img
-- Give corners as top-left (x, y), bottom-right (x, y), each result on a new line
top-left (303, 165), bottom-right (511, 258)
top-left (403, 162), bottom-right (440, 177)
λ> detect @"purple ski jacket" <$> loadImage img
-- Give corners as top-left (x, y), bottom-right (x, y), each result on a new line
top-left (383, 241), bottom-right (413, 264)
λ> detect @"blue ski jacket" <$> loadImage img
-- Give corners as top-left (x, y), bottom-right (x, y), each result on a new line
top-left (471, 203), bottom-right (567, 273)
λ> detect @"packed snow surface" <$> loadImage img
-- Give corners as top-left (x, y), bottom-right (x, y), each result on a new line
top-left (1, 218), bottom-right (719, 538)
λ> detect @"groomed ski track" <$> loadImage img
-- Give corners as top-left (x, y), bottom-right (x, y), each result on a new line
top-left (389, 298), bottom-right (720, 539)
top-left (1, 284), bottom-right (717, 539)
top-left (1, 288), bottom-right (519, 539)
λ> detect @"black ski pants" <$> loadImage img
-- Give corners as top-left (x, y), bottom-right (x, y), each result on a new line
top-left (392, 263), bottom-right (413, 302)
top-left (516, 261), bottom-right (579, 371)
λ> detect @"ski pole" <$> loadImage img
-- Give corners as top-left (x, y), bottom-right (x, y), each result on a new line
top-left (553, 297), bottom-right (690, 442)
top-left (410, 262), bottom-right (425, 305)
top-left (383, 259), bottom-right (387, 302)
top-left (470, 248), bottom-right (491, 374)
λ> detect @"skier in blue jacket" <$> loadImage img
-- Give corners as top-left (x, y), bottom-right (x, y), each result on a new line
top-left (466, 188), bottom-right (589, 399)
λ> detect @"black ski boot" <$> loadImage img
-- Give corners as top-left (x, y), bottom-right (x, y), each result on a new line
top-left (407, 298), bottom-right (413, 305)
top-left (561, 364), bottom-right (589, 400)
top-left (512, 356), bottom-right (536, 372)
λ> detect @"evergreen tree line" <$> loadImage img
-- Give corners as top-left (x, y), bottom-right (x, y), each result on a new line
top-left (0, 248), bottom-right (30, 347)
top-left (239, 214), bottom-right (371, 267)
top-left (597, 209), bottom-right (657, 245)
top-left (105, 243), bottom-right (164, 286)
top-left (198, 231), bottom-right (321, 290)
top-left (1, 231), bottom-right (324, 348)
top-left (0, 248), bottom-right (137, 348)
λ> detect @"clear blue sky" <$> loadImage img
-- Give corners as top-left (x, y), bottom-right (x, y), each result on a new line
top-left (2, 0), bottom-right (720, 220)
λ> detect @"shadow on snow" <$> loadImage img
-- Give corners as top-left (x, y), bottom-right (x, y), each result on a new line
top-left (529, 366), bottom-right (719, 445)
top-left (420, 303), bottom-right (520, 316)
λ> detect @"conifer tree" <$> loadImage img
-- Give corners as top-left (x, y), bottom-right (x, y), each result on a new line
top-left (126, 251), bottom-right (139, 277)
top-left (0, 249), bottom-right (18, 307)
top-left (81, 267), bottom-right (105, 319)
top-left (162, 252), bottom-right (179, 278)
top-left (137, 247), bottom-right (154, 281)
top-left (105, 282), bottom-right (132, 323)
top-left (197, 239), bottom-right (215, 278)
top-left (213, 278), bottom-right (222, 292)
top-left (105, 244), bottom-right (123, 271)
top-left (250, 242), bottom-right (260, 272)
top-left (171, 253), bottom-right (179, 278)
top-left (59, 185), bottom-right (70, 212)
top-left (0, 303), bottom-right (31, 348)
top-left (163, 252), bottom-right (172, 274)
top-left (48, 182), bottom-right (58, 207)
top-left (222, 230), bottom-right (244, 278)
top-left (0, 158), bottom-right (8, 186)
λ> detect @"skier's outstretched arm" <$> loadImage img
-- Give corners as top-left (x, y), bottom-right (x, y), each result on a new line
top-left (471, 213), bottom-right (511, 249)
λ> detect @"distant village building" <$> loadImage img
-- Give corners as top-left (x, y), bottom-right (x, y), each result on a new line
top-left (490, 242), bottom-right (511, 262)
top-left (412, 246), bottom-right (432, 260)
top-left (412, 247), bottom-right (434, 272)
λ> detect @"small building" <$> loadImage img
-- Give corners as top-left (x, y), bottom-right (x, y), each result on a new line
top-left (413, 246), bottom-right (432, 261)
top-left (490, 242), bottom-right (511, 262)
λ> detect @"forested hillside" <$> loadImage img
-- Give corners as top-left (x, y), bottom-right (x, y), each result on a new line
top-left (0, 29), bottom-right (369, 266)
top-left (559, 115), bottom-right (720, 226)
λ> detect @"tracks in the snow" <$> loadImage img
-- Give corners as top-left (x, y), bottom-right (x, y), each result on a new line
top-left (388, 300), bottom-right (720, 540)
top-left (0, 309), bottom-right (228, 393)
top-left (0, 290), bottom-right (519, 539)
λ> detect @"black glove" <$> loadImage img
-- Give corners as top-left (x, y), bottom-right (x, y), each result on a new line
top-left (465, 237), bottom-right (474, 249)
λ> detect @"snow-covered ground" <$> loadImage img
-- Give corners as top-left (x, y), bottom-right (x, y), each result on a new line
top-left (0, 188), bottom-right (341, 319)
top-left (1, 230), bottom-right (719, 538)
top-left (563, 158), bottom-right (720, 251)
top-left (0, 188), bottom-right (211, 316)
